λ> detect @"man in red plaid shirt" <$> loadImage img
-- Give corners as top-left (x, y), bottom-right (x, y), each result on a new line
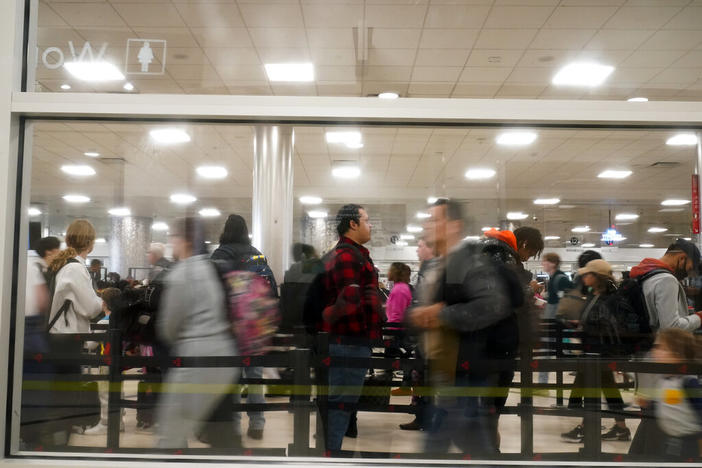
top-left (320, 204), bottom-right (381, 453)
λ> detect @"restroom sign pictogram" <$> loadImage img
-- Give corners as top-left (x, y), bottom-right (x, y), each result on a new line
top-left (125, 39), bottom-right (166, 75)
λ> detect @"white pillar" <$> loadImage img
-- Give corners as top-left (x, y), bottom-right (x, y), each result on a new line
top-left (252, 126), bottom-right (294, 284)
top-left (109, 216), bottom-right (152, 278)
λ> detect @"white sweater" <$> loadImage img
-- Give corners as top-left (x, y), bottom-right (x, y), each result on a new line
top-left (48, 256), bottom-right (102, 334)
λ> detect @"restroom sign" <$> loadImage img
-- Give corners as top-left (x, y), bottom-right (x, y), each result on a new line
top-left (125, 39), bottom-right (166, 75)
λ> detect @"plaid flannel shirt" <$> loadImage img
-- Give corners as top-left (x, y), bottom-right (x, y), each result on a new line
top-left (321, 236), bottom-right (381, 340)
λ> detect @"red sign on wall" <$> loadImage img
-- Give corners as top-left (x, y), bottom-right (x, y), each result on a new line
top-left (693, 175), bottom-right (700, 234)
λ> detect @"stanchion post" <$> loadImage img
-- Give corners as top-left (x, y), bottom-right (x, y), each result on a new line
top-left (289, 347), bottom-right (312, 456)
top-left (106, 326), bottom-right (121, 449)
top-left (582, 358), bottom-right (602, 459)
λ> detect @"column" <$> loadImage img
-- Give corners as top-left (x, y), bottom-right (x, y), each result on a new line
top-left (109, 216), bottom-right (152, 278)
top-left (252, 126), bottom-right (294, 285)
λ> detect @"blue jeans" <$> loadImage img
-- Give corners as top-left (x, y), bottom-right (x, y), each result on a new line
top-left (327, 344), bottom-right (371, 451)
top-left (233, 366), bottom-right (266, 432)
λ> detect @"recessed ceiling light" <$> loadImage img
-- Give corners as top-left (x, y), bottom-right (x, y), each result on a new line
top-left (615, 213), bottom-right (639, 221)
top-left (598, 170), bottom-right (632, 179)
top-left (60, 84), bottom-right (71, 90)
top-left (396, 240), bottom-right (409, 247)
top-left (308, 210), bottom-right (328, 219)
top-left (465, 168), bottom-right (496, 180)
top-left (407, 224), bottom-right (423, 233)
top-left (627, 97), bottom-right (648, 102)
top-left (64, 61), bottom-right (125, 81)
top-left (496, 131), bottom-right (537, 146)
top-left (506, 212), bottom-right (529, 220)
top-left (684, 237), bottom-right (692, 241)
top-left (464, 236), bottom-right (481, 241)
top-left (61, 165), bottom-right (96, 176)
top-left (331, 164), bottom-right (361, 179)
top-left (534, 198), bottom-right (560, 205)
top-left (169, 193), bottom-right (197, 205)
top-left (400, 234), bottom-right (415, 240)
top-left (199, 208), bottom-right (221, 218)
top-left (544, 236), bottom-right (561, 241)
top-left (264, 63), bottom-right (314, 82)
top-left (661, 199), bottom-right (690, 206)
top-left (152, 222), bottom-right (169, 231)
top-left (123, 82), bottom-right (134, 91)
top-left (427, 197), bottom-right (438, 204)
top-left (416, 211), bottom-right (430, 219)
top-left (378, 92), bottom-right (399, 99)
top-left (666, 133), bottom-right (698, 146)
top-left (196, 165), bottom-right (228, 179)
top-left (552, 62), bottom-right (614, 87)
top-left (95, 238), bottom-right (106, 244)
top-left (108, 207), bottom-right (131, 217)
top-left (84, 151), bottom-right (100, 157)
top-left (558, 204), bottom-right (576, 209)
top-left (150, 128), bottom-right (191, 144)
top-left (299, 196), bottom-right (322, 205)
top-left (640, 243), bottom-right (654, 248)
top-left (326, 131), bottom-right (362, 149)
top-left (572, 226), bottom-right (590, 233)
top-left (659, 207), bottom-right (684, 212)
top-left (28, 207), bottom-right (42, 216)
top-left (582, 243), bottom-right (596, 248)
top-left (63, 194), bottom-right (90, 203)
top-left (648, 227), bottom-right (668, 233)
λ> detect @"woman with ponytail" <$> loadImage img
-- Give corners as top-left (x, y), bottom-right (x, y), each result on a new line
top-left (47, 219), bottom-right (103, 334)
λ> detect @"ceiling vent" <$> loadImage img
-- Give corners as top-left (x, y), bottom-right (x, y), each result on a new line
top-left (650, 161), bottom-right (681, 168)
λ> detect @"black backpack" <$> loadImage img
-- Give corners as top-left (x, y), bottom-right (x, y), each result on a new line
top-left (582, 269), bottom-right (667, 357)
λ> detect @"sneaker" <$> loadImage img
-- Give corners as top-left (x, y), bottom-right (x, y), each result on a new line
top-left (601, 425), bottom-right (631, 441)
top-left (561, 425), bottom-right (584, 443)
top-left (83, 423), bottom-right (107, 436)
top-left (247, 427), bottom-right (264, 440)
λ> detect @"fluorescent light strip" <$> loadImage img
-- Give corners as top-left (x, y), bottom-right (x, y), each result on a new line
top-left (199, 208), bottom-right (221, 218)
top-left (150, 128), bottom-right (191, 144)
top-left (265, 63), bottom-right (314, 82)
top-left (61, 165), bottom-right (96, 176)
top-left (534, 198), bottom-right (560, 205)
top-left (299, 196), bottom-right (322, 205)
top-left (598, 170), bottom-right (632, 179)
top-left (465, 168), bottom-right (496, 180)
top-left (666, 134), bottom-right (698, 146)
top-left (196, 165), bottom-right (228, 179)
top-left (552, 62), bottom-right (614, 87)
top-left (496, 131), bottom-right (537, 146)
top-left (170, 193), bottom-right (197, 205)
top-left (64, 61), bottom-right (125, 81)
top-left (307, 210), bottom-right (328, 219)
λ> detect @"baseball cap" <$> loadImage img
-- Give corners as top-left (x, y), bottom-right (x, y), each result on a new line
top-left (671, 238), bottom-right (701, 274)
top-left (577, 259), bottom-right (614, 279)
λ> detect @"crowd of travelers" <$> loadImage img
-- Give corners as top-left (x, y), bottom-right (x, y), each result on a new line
top-left (19, 199), bottom-right (702, 460)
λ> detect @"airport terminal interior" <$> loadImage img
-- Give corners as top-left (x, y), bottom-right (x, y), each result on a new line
top-left (4, 0), bottom-right (702, 467)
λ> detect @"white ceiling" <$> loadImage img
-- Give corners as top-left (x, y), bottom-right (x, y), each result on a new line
top-left (34, 0), bottom-right (702, 100)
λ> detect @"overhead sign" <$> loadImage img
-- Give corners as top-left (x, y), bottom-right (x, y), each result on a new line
top-left (601, 228), bottom-right (624, 245)
top-left (125, 39), bottom-right (167, 75)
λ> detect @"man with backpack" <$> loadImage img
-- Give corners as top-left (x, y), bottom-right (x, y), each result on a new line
top-left (315, 204), bottom-right (381, 454)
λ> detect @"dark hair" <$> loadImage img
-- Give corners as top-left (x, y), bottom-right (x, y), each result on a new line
top-left (174, 217), bottom-right (208, 256)
top-left (542, 252), bottom-right (561, 267)
top-left (514, 226), bottom-right (544, 257)
top-left (433, 198), bottom-right (463, 222)
top-left (388, 262), bottom-right (411, 283)
top-left (292, 243), bottom-right (318, 262)
top-left (336, 204), bottom-right (363, 237)
top-left (219, 214), bottom-right (250, 245)
top-left (100, 287), bottom-right (121, 313)
top-left (90, 258), bottom-right (103, 267)
top-left (577, 249), bottom-right (602, 268)
top-left (35, 236), bottom-right (60, 259)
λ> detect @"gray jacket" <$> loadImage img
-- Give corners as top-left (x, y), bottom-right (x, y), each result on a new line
top-left (642, 272), bottom-right (701, 331)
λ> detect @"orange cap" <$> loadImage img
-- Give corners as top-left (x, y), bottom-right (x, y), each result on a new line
top-left (484, 229), bottom-right (518, 252)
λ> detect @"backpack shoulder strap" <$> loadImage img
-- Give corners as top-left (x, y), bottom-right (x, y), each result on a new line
top-left (638, 268), bottom-right (672, 283)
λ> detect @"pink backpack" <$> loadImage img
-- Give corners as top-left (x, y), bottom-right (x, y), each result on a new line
top-left (221, 270), bottom-right (280, 356)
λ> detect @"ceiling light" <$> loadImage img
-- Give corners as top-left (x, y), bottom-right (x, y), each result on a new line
top-left (464, 236), bottom-right (481, 241)
top-left (598, 170), bottom-right (632, 179)
top-left (648, 227), bottom-right (668, 233)
top-left (407, 225), bottom-right (423, 233)
top-left (666, 134), bottom-right (698, 146)
top-left (152, 222), bottom-right (169, 231)
top-left (572, 226), bottom-right (590, 233)
top-left (308, 210), bottom-right (328, 219)
top-left (659, 207), bottom-right (684, 212)
top-left (506, 212), bottom-right (529, 220)
top-left (640, 244), bottom-right (654, 248)
top-left (299, 196), bottom-right (322, 205)
top-left (496, 131), bottom-right (537, 146)
top-left (199, 208), bottom-right (221, 218)
top-left (331, 164), bottom-right (361, 179)
top-left (123, 82), bottom-right (134, 91)
top-left (627, 97), bottom-right (648, 102)
top-left (169, 193), bottom-right (197, 205)
top-left (544, 236), bottom-right (561, 241)
top-left (28, 207), bottom-right (41, 216)
top-left (465, 168), bottom-right (496, 180)
top-left (196, 165), bottom-right (228, 179)
top-left (664, 233), bottom-right (683, 237)
top-left (345, 141), bottom-right (364, 149)
top-left (684, 237), bottom-right (692, 241)
top-left (400, 234), bottom-right (415, 240)
top-left (95, 238), bottom-right (106, 244)
top-left (264, 63), bottom-right (314, 82)
top-left (481, 226), bottom-right (499, 232)
top-left (416, 211), bottom-right (430, 219)
top-left (558, 204), bottom-right (576, 209)
top-left (61, 165), bottom-right (95, 176)
top-left (326, 131), bottom-right (363, 150)
top-left (661, 199), bottom-right (690, 206)
top-left (615, 213), bottom-right (639, 221)
top-left (552, 62), bottom-right (614, 87)
top-left (108, 207), bottom-right (131, 217)
top-left (378, 92), bottom-right (399, 99)
top-left (396, 240), bottom-right (409, 247)
top-left (63, 194), bottom-right (90, 203)
top-left (534, 198), bottom-right (560, 205)
top-left (64, 61), bottom-right (125, 81)
top-left (84, 152), bottom-right (100, 157)
top-left (60, 84), bottom-right (71, 90)
top-left (150, 128), bottom-right (191, 144)
top-left (582, 243), bottom-right (596, 248)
